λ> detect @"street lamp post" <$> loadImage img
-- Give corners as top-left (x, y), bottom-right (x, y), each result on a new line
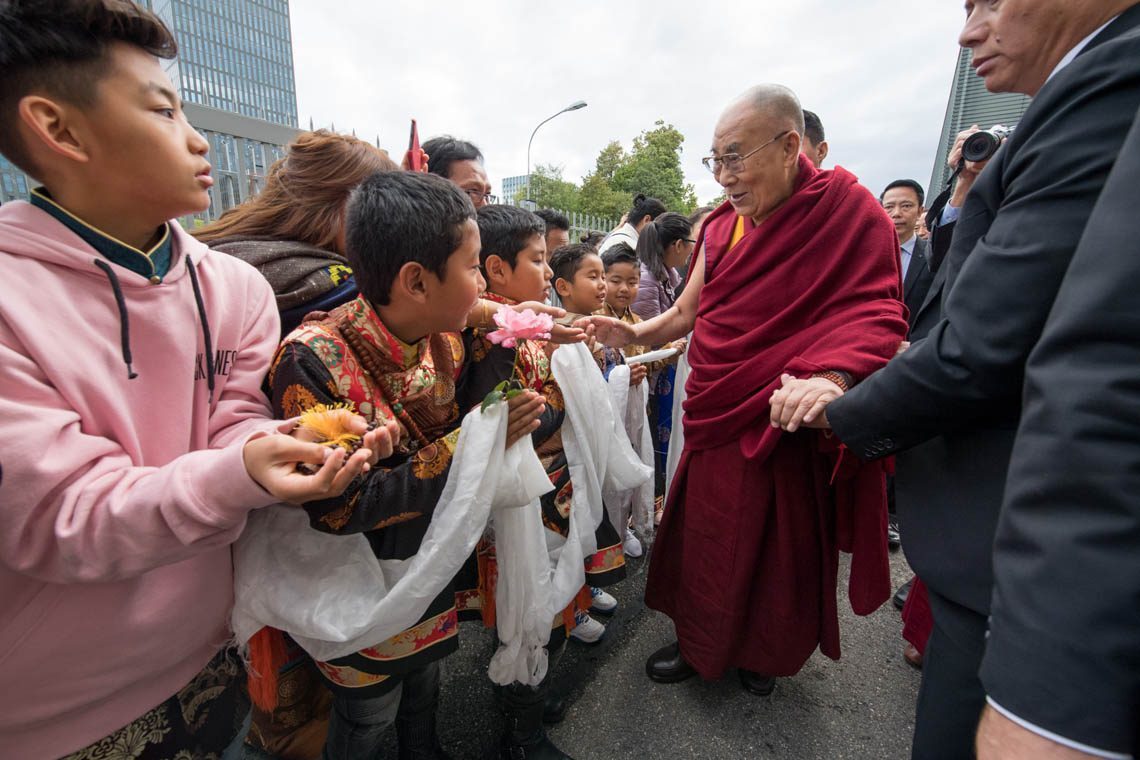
top-left (526, 100), bottom-right (587, 208)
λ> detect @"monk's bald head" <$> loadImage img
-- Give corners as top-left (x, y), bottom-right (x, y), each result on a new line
top-left (722, 84), bottom-right (805, 136)
top-left (711, 84), bottom-right (807, 225)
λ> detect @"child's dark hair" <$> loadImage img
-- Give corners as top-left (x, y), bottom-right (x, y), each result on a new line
top-left (476, 205), bottom-right (545, 269)
top-left (636, 211), bottom-right (692, 284)
top-left (422, 135), bottom-right (483, 180)
top-left (627, 193), bottom-right (667, 225)
top-left (0, 0), bottom-right (177, 176)
top-left (550, 243), bottom-right (598, 287)
top-left (534, 208), bottom-right (570, 235)
top-left (601, 242), bottom-right (638, 271)
top-left (580, 230), bottom-right (606, 248)
top-left (345, 172), bottom-right (475, 306)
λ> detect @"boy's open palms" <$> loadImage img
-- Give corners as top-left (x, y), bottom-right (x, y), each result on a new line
top-left (243, 429), bottom-right (385, 505)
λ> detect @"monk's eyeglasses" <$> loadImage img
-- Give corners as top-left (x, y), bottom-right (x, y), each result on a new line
top-left (702, 131), bottom-right (792, 175)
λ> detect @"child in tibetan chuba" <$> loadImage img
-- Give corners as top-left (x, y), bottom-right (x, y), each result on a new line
top-left (268, 172), bottom-right (546, 759)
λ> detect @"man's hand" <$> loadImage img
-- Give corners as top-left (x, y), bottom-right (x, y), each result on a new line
top-left (244, 435), bottom-right (372, 505)
top-left (769, 374), bottom-right (843, 432)
top-left (896, 340), bottom-right (911, 357)
top-left (629, 363), bottom-right (648, 386)
top-left (948, 125), bottom-right (998, 207)
top-left (976, 705), bottom-right (1101, 760)
top-left (505, 390), bottom-right (545, 448)
top-left (573, 315), bottom-right (637, 349)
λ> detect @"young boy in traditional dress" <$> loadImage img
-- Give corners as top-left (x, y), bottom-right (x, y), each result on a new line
top-left (457, 205), bottom-right (628, 758)
top-left (0, 3), bottom-right (379, 757)
top-left (268, 173), bottom-right (546, 759)
top-left (596, 244), bottom-right (652, 388)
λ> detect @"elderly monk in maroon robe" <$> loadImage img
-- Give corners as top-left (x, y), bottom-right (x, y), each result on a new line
top-left (580, 84), bottom-right (908, 694)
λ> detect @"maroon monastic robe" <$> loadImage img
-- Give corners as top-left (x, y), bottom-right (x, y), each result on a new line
top-left (644, 156), bottom-right (909, 679)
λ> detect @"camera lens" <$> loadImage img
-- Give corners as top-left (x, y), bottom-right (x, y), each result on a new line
top-left (963, 131), bottom-right (1001, 163)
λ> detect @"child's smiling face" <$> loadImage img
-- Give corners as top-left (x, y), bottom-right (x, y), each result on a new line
top-left (557, 252), bottom-right (607, 313)
top-left (604, 261), bottom-right (640, 312)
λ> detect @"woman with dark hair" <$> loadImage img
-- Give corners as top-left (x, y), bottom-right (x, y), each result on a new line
top-left (675, 206), bottom-right (715, 296)
top-left (628, 212), bottom-right (694, 544)
top-left (599, 193), bottom-right (667, 255)
top-left (632, 212), bottom-right (694, 319)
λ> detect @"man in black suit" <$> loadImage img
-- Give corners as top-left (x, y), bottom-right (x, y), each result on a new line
top-left (881, 179), bottom-right (933, 332)
top-left (880, 179), bottom-right (934, 552)
top-left (976, 104), bottom-right (1140, 759)
top-left (768, 1), bottom-right (1140, 757)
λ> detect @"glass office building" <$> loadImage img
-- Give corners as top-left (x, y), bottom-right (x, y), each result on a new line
top-left (149, 0), bottom-right (298, 127)
top-left (2, 0), bottom-right (300, 225)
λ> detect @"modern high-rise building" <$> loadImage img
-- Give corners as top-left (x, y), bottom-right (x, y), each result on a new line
top-left (502, 174), bottom-right (529, 204)
top-left (1, 0), bottom-right (301, 226)
top-left (145, 0), bottom-right (298, 127)
top-left (929, 47), bottom-right (1030, 196)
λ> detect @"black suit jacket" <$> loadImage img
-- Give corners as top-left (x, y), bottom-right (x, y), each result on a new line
top-left (979, 104), bottom-right (1140, 757)
top-left (901, 236), bottom-right (934, 334)
top-left (827, 7), bottom-right (1140, 615)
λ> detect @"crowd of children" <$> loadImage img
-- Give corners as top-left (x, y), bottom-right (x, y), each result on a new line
top-left (0, 3), bottom-right (697, 759)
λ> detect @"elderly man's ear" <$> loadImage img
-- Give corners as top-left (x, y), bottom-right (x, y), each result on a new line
top-left (816, 140), bottom-right (829, 164)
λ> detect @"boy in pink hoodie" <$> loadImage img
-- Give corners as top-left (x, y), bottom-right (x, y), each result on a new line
top-left (0, 2), bottom-right (387, 757)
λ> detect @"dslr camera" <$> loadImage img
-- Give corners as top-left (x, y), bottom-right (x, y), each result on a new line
top-left (962, 125), bottom-right (1015, 163)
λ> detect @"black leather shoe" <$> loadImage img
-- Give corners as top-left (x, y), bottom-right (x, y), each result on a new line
top-left (887, 518), bottom-right (901, 551)
top-left (738, 669), bottom-right (776, 696)
top-left (893, 578), bottom-right (914, 610)
top-left (645, 641), bottom-right (697, 683)
top-left (541, 693), bottom-right (567, 725)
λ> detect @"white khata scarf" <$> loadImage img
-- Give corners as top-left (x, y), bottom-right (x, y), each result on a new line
top-left (231, 342), bottom-right (652, 686)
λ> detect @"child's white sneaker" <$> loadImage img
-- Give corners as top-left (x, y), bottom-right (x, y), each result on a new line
top-left (589, 586), bottom-right (618, 615)
top-left (623, 528), bottom-right (644, 558)
top-left (569, 610), bottom-right (606, 644)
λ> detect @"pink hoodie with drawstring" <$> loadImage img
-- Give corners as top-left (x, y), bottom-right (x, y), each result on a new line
top-left (0, 201), bottom-right (283, 758)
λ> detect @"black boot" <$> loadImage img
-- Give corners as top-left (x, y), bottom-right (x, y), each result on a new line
top-left (499, 683), bottom-right (574, 760)
top-left (542, 692), bottom-right (568, 725)
top-left (396, 663), bottom-right (454, 760)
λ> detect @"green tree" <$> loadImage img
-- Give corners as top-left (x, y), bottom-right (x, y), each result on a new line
top-left (579, 141), bottom-right (631, 219)
top-left (611, 121), bottom-right (698, 213)
top-left (514, 163), bottom-right (581, 212)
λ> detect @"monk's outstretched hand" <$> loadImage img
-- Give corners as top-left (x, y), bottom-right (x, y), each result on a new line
top-left (572, 315), bottom-right (636, 348)
top-left (769, 374), bottom-right (842, 432)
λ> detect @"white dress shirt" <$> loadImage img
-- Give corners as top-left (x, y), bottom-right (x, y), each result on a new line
top-left (899, 234), bottom-right (917, 282)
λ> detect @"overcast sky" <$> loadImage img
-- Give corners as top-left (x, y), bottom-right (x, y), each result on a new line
top-left (289, 1), bottom-right (970, 209)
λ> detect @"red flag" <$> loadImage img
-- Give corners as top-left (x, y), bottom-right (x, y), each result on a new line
top-left (405, 119), bottom-right (423, 172)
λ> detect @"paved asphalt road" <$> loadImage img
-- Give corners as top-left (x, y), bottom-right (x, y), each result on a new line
top-left (414, 546), bottom-right (922, 760)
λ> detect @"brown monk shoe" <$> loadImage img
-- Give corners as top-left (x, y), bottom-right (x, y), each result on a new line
top-left (646, 641), bottom-right (697, 683)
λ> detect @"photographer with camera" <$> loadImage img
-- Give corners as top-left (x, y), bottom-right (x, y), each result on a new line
top-left (770, 1), bottom-right (1140, 757)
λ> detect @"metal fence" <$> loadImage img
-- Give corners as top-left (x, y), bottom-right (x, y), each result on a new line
top-left (498, 197), bottom-right (617, 243)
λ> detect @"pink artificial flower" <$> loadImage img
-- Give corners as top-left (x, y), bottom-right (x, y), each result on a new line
top-left (487, 307), bottom-right (554, 348)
